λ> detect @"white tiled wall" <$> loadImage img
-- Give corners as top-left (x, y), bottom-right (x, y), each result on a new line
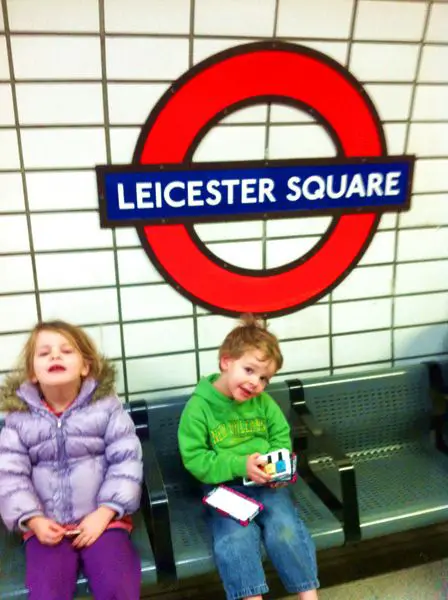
top-left (0, 0), bottom-right (447, 401)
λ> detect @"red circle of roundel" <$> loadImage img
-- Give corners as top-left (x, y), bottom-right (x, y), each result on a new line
top-left (134, 41), bottom-right (385, 317)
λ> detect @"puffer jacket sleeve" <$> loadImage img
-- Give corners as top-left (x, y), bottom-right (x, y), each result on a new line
top-left (0, 419), bottom-right (44, 531)
top-left (97, 398), bottom-right (143, 518)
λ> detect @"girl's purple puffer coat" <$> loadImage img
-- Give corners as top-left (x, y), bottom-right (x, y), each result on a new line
top-left (0, 362), bottom-right (143, 531)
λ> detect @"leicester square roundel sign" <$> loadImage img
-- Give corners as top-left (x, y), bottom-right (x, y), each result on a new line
top-left (96, 41), bottom-right (414, 318)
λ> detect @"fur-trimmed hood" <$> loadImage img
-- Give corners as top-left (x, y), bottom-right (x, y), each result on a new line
top-left (0, 358), bottom-right (116, 413)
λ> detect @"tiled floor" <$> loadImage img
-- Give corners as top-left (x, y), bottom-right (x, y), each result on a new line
top-left (280, 559), bottom-right (448, 600)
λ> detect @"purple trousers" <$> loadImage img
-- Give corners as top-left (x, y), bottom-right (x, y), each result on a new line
top-left (25, 529), bottom-right (141, 600)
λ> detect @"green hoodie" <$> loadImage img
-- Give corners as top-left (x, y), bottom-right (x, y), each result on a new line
top-left (178, 374), bottom-right (292, 484)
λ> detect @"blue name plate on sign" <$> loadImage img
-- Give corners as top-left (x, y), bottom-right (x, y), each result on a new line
top-left (96, 156), bottom-right (414, 226)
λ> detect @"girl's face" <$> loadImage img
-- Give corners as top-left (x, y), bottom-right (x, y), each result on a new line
top-left (32, 330), bottom-right (89, 387)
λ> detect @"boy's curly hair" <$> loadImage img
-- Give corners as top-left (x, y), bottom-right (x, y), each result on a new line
top-left (219, 314), bottom-right (283, 371)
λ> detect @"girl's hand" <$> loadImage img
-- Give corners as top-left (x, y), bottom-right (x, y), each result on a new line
top-left (246, 453), bottom-right (271, 484)
top-left (27, 516), bottom-right (65, 546)
top-left (72, 506), bottom-right (116, 549)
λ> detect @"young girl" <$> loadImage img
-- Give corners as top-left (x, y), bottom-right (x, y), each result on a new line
top-left (0, 321), bottom-right (143, 600)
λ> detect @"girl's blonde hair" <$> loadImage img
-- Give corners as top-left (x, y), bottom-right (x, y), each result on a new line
top-left (219, 314), bottom-right (283, 371)
top-left (21, 321), bottom-right (103, 381)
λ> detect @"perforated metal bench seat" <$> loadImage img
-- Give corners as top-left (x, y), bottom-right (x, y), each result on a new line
top-left (145, 382), bottom-right (344, 580)
top-left (299, 364), bottom-right (448, 540)
top-left (310, 444), bottom-right (448, 538)
top-left (157, 475), bottom-right (344, 580)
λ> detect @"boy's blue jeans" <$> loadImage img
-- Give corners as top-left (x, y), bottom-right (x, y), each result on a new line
top-left (204, 484), bottom-right (319, 600)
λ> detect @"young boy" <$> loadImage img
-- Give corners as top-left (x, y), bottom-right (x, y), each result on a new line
top-left (178, 315), bottom-right (319, 600)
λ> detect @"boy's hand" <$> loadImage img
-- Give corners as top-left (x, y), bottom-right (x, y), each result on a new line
top-left (27, 516), bottom-right (65, 546)
top-left (72, 506), bottom-right (116, 549)
top-left (269, 482), bottom-right (289, 489)
top-left (246, 453), bottom-right (271, 484)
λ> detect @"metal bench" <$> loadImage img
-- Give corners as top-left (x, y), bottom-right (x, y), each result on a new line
top-left (292, 364), bottom-right (448, 540)
top-left (4, 361), bottom-right (446, 595)
top-left (139, 381), bottom-right (346, 582)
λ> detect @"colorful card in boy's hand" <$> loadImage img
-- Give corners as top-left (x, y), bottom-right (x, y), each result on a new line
top-left (243, 449), bottom-right (297, 487)
top-left (203, 485), bottom-right (264, 526)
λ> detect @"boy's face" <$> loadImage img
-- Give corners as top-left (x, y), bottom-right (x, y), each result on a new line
top-left (219, 349), bottom-right (277, 403)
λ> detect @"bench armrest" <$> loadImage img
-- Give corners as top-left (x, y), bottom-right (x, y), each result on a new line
top-left (425, 362), bottom-right (448, 455)
top-left (128, 401), bottom-right (176, 582)
top-left (141, 438), bottom-right (176, 582)
top-left (426, 361), bottom-right (448, 407)
top-left (287, 379), bottom-right (361, 543)
top-left (299, 412), bottom-right (353, 468)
